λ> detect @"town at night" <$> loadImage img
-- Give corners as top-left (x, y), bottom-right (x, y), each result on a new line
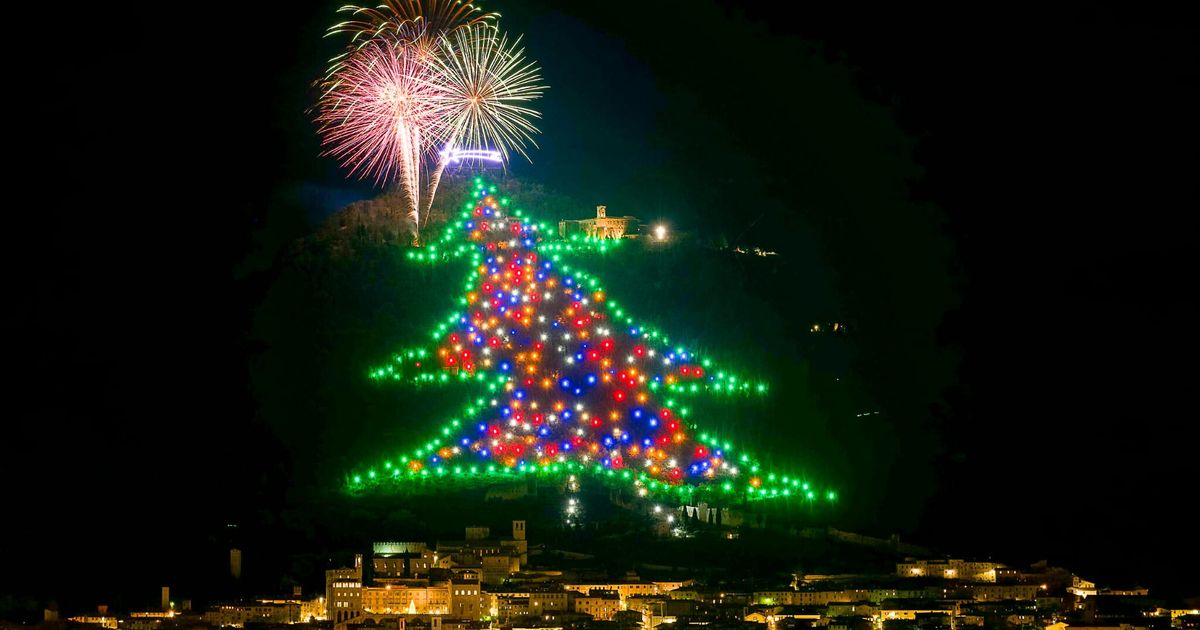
top-left (5, 3), bottom-right (1197, 630)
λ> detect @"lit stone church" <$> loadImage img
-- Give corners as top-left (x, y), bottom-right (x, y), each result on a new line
top-left (558, 205), bottom-right (641, 239)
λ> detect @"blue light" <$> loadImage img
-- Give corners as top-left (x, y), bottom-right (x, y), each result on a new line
top-left (586, 374), bottom-right (597, 385)
top-left (649, 418), bottom-right (659, 427)
top-left (461, 438), bottom-right (470, 446)
top-left (500, 408), bottom-right (511, 417)
top-left (513, 389), bottom-right (526, 400)
top-left (480, 449), bottom-right (489, 457)
top-left (602, 436), bottom-right (614, 447)
top-left (632, 408), bottom-right (644, 419)
top-left (560, 378), bottom-right (571, 389)
top-left (499, 361), bottom-right (511, 372)
top-left (478, 423), bottom-right (487, 432)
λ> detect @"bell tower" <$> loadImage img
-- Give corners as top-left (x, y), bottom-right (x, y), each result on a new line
top-left (596, 205), bottom-right (606, 218)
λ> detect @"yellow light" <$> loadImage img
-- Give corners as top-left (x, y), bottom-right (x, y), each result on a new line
top-left (654, 225), bottom-right (667, 240)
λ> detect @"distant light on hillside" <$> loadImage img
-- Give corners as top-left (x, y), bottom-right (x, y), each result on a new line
top-left (654, 224), bottom-right (668, 241)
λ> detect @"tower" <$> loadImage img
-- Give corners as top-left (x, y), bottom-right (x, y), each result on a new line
top-left (230, 548), bottom-right (242, 580)
top-left (596, 205), bottom-right (606, 218)
top-left (512, 520), bottom-right (526, 541)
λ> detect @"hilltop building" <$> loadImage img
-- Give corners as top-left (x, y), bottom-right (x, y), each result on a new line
top-left (558, 206), bottom-right (641, 239)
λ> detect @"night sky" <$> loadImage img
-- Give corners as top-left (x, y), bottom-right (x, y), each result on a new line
top-left (6, 1), bottom-right (1198, 609)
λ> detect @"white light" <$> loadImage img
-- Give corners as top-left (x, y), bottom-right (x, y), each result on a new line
top-left (654, 225), bottom-right (667, 240)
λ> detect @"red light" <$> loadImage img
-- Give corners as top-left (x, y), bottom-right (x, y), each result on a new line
top-left (611, 456), bottom-right (624, 469)
top-left (613, 390), bottom-right (627, 402)
top-left (634, 345), bottom-right (645, 357)
top-left (694, 446), bottom-right (708, 459)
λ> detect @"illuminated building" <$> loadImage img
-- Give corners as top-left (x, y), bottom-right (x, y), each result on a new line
top-left (574, 593), bottom-right (620, 621)
top-left (564, 582), bottom-right (685, 607)
top-left (558, 205), bottom-right (641, 239)
top-left (327, 555), bottom-right (364, 623)
top-left (67, 615), bottom-right (119, 629)
top-left (361, 583), bottom-right (449, 615)
top-left (896, 559), bottom-right (1002, 582)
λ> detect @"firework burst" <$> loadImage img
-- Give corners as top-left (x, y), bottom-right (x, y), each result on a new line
top-left (315, 1), bottom-right (545, 243)
top-left (315, 37), bottom-right (444, 227)
top-left (430, 24), bottom-right (546, 163)
top-left (329, 0), bottom-right (496, 49)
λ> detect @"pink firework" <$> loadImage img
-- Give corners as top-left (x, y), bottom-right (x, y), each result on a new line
top-left (315, 36), bottom-right (445, 231)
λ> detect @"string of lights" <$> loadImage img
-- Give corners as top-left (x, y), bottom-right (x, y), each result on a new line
top-left (352, 178), bottom-right (837, 504)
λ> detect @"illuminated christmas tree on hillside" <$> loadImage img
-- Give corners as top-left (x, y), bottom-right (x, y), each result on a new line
top-left (351, 178), bottom-right (837, 505)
